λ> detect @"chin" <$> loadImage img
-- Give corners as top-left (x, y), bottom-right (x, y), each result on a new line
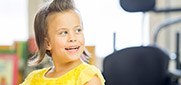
top-left (68, 54), bottom-right (81, 60)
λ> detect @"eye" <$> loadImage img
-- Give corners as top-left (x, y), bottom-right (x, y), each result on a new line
top-left (75, 28), bottom-right (83, 33)
top-left (59, 31), bottom-right (68, 36)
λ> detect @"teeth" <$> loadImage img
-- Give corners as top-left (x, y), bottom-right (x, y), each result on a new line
top-left (65, 46), bottom-right (79, 50)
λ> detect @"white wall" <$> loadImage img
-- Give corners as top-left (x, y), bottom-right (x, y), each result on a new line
top-left (0, 0), bottom-right (28, 45)
top-left (75, 0), bottom-right (149, 58)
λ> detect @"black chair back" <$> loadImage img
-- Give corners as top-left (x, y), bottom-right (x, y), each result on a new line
top-left (103, 46), bottom-right (171, 85)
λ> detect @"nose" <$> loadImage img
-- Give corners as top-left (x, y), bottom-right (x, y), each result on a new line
top-left (69, 39), bottom-right (76, 42)
top-left (68, 32), bottom-right (77, 42)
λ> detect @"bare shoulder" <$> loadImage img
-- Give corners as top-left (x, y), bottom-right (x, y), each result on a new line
top-left (85, 75), bottom-right (102, 85)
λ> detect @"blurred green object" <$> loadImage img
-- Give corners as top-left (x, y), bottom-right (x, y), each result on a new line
top-left (14, 41), bottom-right (28, 69)
top-left (0, 46), bottom-right (16, 54)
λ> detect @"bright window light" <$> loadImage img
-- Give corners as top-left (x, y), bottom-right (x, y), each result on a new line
top-left (0, 0), bottom-right (28, 45)
top-left (75, 0), bottom-right (149, 58)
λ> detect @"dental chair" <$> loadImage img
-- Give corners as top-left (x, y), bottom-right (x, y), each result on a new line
top-left (102, 0), bottom-right (181, 85)
top-left (103, 46), bottom-right (175, 85)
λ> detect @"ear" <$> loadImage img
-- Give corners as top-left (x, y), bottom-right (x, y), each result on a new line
top-left (45, 38), bottom-right (51, 50)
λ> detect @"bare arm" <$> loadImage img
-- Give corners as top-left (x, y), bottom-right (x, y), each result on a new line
top-left (85, 75), bottom-right (102, 85)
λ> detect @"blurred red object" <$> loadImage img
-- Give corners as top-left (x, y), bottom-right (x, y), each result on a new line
top-left (28, 37), bottom-right (38, 54)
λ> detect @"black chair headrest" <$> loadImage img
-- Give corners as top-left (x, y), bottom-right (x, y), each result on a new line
top-left (120, 0), bottom-right (155, 12)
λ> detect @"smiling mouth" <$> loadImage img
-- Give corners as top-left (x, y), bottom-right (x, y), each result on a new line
top-left (65, 46), bottom-right (80, 50)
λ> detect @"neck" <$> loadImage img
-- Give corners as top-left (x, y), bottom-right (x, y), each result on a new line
top-left (52, 59), bottom-right (82, 72)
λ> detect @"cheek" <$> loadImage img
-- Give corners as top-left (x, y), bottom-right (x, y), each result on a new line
top-left (52, 38), bottom-right (66, 49)
top-left (79, 35), bottom-right (85, 45)
top-left (57, 39), bottom-right (66, 47)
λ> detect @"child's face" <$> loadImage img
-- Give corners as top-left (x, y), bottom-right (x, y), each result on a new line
top-left (46, 10), bottom-right (85, 63)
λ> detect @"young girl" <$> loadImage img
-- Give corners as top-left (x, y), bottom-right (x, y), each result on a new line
top-left (20, 0), bottom-right (105, 85)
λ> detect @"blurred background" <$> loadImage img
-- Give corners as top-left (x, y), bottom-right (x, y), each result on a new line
top-left (0, 0), bottom-right (181, 85)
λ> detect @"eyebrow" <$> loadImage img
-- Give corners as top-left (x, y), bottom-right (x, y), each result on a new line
top-left (74, 25), bottom-right (82, 29)
top-left (56, 25), bottom-right (82, 31)
top-left (56, 27), bottom-right (68, 31)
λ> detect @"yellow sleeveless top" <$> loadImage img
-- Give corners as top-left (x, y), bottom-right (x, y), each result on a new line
top-left (20, 63), bottom-right (105, 85)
